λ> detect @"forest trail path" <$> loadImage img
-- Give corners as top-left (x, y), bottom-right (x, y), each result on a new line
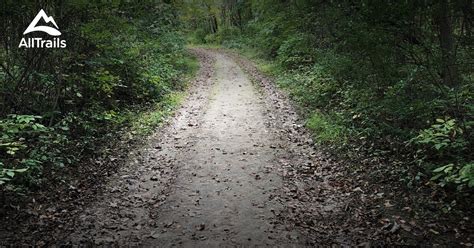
top-left (65, 49), bottom-right (302, 246)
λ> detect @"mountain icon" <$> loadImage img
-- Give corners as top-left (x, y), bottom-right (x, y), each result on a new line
top-left (23, 9), bottom-right (61, 36)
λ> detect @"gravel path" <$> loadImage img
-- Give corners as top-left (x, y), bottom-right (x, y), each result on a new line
top-left (63, 49), bottom-right (302, 246)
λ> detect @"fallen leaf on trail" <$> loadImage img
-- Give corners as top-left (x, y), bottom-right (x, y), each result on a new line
top-left (390, 222), bottom-right (400, 233)
top-left (400, 223), bottom-right (412, 232)
top-left (352, 187), bottom-right (363, 192)
top-left (384, 201), bottom-right (394, 208)
top-left (197, 223), bottom-right (205, 231)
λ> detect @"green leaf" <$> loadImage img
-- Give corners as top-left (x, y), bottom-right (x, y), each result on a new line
top-left (431, 173), bottom-right (443, 181)
top-left (59, 125), bottom-right (69, 131)
top-left (468, 179), bottom-right (474, 188)
top-left (433, 165), bottom-right (449, 173)
top-left (6, 171), bottom-right (14, 177)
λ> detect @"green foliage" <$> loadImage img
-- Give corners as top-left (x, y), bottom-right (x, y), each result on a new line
top-left (0, 1), bottom-right (194, 188)
top-left (0, 165), bottom-right (28, 186)
top-left (200, 26), bottom-right (243, 46)
top-left (412, 118), bottom-right (473, 190)
top-left (129, 92), bottom-right (184, 136)
top-left (306, 112), bottom-right (348, 145)
top-left (277, 35), bottom-right (315, 69)
top-left (179, 0), bottom-right (473, 193)
top-left (0, 115), bottom-right (69, 185)
top-left (188, 28), bottom-right (209, 44)
top-left (431, 163), bottom-right (474, 190)
top-left (413, 119), bottom-right (467, 155)
top-left (277, 62), bottom-right (341, 111)
top-left (244, 14), bottom-right (290, 58)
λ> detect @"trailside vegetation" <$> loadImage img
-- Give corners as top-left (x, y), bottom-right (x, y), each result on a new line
top-left (179, 0), bottom-right (473, 192)
top-left (0, 1), bottom-right (195, 188)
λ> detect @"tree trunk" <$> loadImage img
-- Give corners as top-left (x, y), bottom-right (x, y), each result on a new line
top-left (436, 0), bottom-right (459, 87)
top-left (212, 15), bottom-right (218, 33)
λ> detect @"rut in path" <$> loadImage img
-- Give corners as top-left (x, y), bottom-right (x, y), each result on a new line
top-left (65, 49), bottom-right (300, 246)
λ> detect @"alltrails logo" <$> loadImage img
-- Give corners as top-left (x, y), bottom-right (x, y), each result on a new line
top-left (19, 9), bottom-right (66, 48)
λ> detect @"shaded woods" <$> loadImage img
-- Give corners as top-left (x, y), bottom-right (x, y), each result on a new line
top-left (0, 0), bottom-right (473, 246)
top-left (1, 1), bottom-right (194, 187)
top-left (182, 0), bottom-right (473, 191)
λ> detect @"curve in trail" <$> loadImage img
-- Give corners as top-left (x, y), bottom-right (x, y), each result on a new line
top-left (65, 49), bottom-right (299, 246)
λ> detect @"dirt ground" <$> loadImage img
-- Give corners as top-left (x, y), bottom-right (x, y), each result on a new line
top-left (62, 48), bottom-right (301, 246)
top-left (0, 48), bottom-right (472, 247)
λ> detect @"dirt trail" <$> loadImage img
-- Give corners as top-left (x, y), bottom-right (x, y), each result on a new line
top-left (1, 49), bottom-right (470, 247)
top-left (62, 49), bottom-right (300, 246)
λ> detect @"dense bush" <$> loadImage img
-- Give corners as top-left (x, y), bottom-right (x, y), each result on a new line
top-left (276, 35), bottom-right (315, 70)
top-left (0, 1), bottom-right (193, 188)
top-left (0, 115), bottom-right (67, 185)
top-left (412, 118), bottom-right (474, 190)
